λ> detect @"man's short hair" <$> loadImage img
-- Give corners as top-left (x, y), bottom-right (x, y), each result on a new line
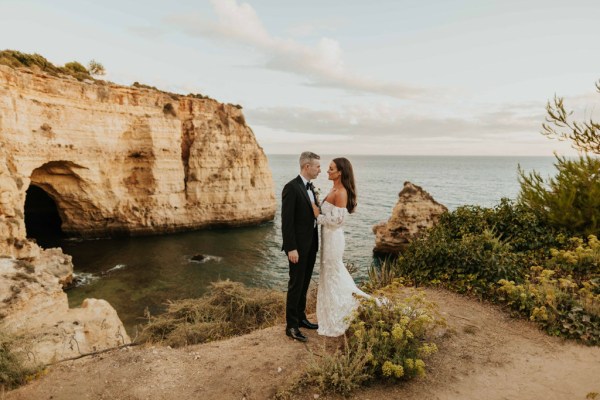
top-left (299, 151), bottom-right (320, 169)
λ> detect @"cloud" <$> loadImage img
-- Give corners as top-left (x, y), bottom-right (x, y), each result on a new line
top-left (247, 99), bottom-right (587, 155)
top-left (166, 0), bottom-right (426, 99)
top-left (245, 102), bottom-right (545, 140)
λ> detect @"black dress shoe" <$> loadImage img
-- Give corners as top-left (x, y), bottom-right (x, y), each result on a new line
top-left (300, 319), bottom-right (318, 330)
top-left (285, 327), bottom-right (307, 342)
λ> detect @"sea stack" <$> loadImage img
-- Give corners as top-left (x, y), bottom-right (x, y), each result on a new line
top-left (373, 182), bottom-right (448, 255)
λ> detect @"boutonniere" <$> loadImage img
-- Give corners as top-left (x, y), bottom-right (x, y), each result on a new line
top-left (314, 186), bottom-right (322, 205)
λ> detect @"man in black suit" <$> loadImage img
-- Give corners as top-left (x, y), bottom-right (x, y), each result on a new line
top-left (281, 151), bottom-right (321, 342)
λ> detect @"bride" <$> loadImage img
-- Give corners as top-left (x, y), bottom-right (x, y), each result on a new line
top-left (312, 157), bottom-right (373, 337)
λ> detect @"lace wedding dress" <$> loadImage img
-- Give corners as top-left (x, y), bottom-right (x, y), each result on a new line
top-left (316, 201), bottom-right (372, 337)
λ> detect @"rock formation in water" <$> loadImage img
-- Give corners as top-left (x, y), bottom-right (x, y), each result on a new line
top-left (373, 182), bottom-right (448, 254)
top-left (0, 62), bottom-right (276, 364)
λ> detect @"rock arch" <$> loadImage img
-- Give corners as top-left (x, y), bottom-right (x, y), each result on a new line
top-left (28, 160), bottom-right (98, 237)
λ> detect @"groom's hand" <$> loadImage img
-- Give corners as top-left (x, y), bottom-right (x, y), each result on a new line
top-left (288, 250), bottom-right (299, 264)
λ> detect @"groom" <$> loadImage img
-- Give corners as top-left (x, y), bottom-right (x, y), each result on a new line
top-left (281, 151), bottom-right (321, 342)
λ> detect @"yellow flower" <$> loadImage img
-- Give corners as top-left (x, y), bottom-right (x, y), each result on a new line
top-left (530, 306), bottom-right (548, 321)
top-left (391, 324), bottom-right (404, 340)
top-left (382, 361), bottom-right (404, 378)
top-left (415, 359), bottom-right (426, 376)
top-left (419, 343), bottom-right (438, 356)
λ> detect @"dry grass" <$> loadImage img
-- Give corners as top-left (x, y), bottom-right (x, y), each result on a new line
top-left (0, 333), bottom-right (39, 391)
top-left (139, 280), bottom-right (285, 347)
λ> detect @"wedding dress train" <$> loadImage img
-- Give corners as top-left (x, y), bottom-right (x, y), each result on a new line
top-left (316, 201), bottom-right (372, 337)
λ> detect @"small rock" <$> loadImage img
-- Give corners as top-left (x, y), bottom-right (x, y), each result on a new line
top-left (277, 367), bottom-right (282, 373)
top-left (191, 254), bottom-right (206, 262)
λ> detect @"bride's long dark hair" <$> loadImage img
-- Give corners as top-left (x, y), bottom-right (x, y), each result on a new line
top-left (333, 157), bottom-right (357, 214)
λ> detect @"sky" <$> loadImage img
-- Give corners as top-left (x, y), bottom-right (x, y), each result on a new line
top-left (1, 0), bottom-right (599, 155)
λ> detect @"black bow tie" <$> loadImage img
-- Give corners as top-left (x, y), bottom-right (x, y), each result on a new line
top-left (306, 182), bottom-right (314, 191)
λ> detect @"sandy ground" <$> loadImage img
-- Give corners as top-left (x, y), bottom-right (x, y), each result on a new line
top-left (4, 288), bottom-right (600, 400)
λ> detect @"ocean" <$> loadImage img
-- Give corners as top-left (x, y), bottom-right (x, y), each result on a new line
top-left (52, 155), bottom-right (558, 331)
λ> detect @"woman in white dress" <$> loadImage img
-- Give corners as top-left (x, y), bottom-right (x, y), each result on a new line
top-left (312, 157), bottom-right (373, 337)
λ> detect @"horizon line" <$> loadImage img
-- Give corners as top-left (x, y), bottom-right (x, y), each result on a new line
top-left (264, 153), bottom-right (570, 157)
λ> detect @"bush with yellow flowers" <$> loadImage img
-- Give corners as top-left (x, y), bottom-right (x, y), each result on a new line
top-left (348, 288), bottom-right (444, 381)
top-left (285, 282), bottom-right (445, 398)
top-left (497, 235), bottom-right (600, 344)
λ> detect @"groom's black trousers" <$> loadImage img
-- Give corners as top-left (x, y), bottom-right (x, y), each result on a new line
top-left (286, 230), bottom-right (318, 329)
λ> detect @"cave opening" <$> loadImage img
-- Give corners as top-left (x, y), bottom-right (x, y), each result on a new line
top-left (24, 185), bottom-right (64, 243)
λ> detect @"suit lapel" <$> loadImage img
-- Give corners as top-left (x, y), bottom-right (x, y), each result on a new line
top-left (296, 176), bottom-right (312, 210)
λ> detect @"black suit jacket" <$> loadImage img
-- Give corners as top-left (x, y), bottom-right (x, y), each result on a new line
top-left (281, 175), bottom-right (318, 255)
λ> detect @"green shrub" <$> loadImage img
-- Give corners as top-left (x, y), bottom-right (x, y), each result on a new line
top-left (63, 61), bottom-right (88, 74)
top-left (0, 50), bottom-right (95, 81)
top-left (87, 59), bottom-right (105, 75)
top-left (396, 223), bottom-right (518, 295)
top-left (363, 257), bottom-right (401, 291)
top-left (393, 199), bottom-right (562, 296)
top-left (497, 235), bottom-right (600, 344)
top-left (519, 155), bottom-right (600, 237)
top-left (437, 198), bottom-right (561, 252)
top-left (0, 50), bottom-right (60, 73)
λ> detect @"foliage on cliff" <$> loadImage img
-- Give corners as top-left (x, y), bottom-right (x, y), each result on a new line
top-left (519, 155), bottom-right (600, 236)
top-left (518, 80), bottom-right (600, 237)
top-left (0, 49), bottom-right (94, 81)
top-left (0, 50), bottom-right (227, 106)
top-left (391, 201), bottom-right (600, 344)
top-left (497, 235), bottom-right (600, 345)
top-left (389, 80), bottom-right (600, 345)
top-left (394, 199), bottom-right (560, 293)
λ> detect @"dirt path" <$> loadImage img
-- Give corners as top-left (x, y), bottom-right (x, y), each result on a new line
top-left (5, 288), bottom-right (600, 400)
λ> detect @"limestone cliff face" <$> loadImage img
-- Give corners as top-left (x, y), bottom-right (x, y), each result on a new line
top-left (373, 182), bottom-right (448, 254)
top-left (0, 64), bottom-right (275, 248)
top-left (0, 64), bottom-right (275, 365)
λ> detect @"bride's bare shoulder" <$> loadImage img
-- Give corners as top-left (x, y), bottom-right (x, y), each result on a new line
top-left (333, 188), bottom-right (347, 209)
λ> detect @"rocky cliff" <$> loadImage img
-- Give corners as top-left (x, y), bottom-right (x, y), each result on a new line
top-left (0, 64), bottom-right (276, 365)
top-left (0, 64), bottom-right (276, 248)
top-left (373, 182), bottom-right (447, 254)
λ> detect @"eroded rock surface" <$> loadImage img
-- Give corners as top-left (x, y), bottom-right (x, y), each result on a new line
top-left (0, 64), bottom-right (275, 365)
top-left (0, 251), bottom-right (130, 366)
top-left (0, 64), bottom-right (275, 245)
top-left (373, 182), bottom-right (447, 254)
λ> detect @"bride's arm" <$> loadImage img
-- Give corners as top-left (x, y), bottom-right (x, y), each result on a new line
top-left (317, 206), bottom-right (346, 228)
top-left (317, 190), bottom-right (347, 228)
